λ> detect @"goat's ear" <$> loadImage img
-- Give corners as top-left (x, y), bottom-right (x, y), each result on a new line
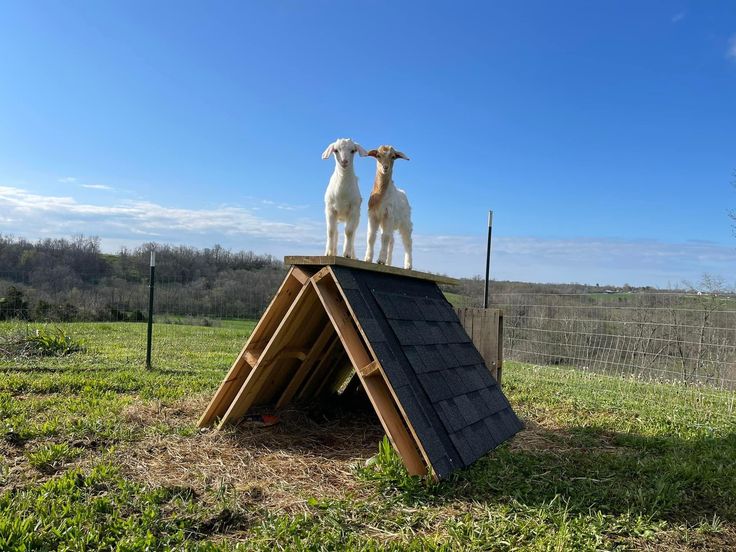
top-left (394, 150), bottom-right (410, 161)
top-left (355, 143), bottom-right (369, 157)
top-left (321, 142), bottom-right (336, 160)
top-left (366, 149), bottom-right (378, 158)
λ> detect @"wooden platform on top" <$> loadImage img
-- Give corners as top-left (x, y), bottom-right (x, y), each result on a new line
top-left (284, 256), bottom-right (459, 286)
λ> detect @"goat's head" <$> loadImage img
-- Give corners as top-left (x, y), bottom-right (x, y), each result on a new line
top-left (321, 138), bottom-right (368, 169)
top-left (366, 145), bottom-right (409, 175)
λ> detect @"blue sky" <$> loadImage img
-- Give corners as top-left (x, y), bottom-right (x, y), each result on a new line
top-left (1, 1), bottom-right (735, 287)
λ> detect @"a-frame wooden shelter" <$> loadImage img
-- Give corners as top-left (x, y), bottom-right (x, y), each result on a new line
top-left (199, 256), bottom-right (522, 479)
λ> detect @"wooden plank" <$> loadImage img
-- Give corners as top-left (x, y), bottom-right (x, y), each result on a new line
top-left (312, 274), bottom-right (428, 477)
top-left (484, 310), bottom-right (498, 381)
top-left (297, 333), bottom-right (342, 400)
top-left (322, 266), bottom-right (435, 478)
top-left (497, 311), bottom-right (504, 386)
top-left (455, 307), bottom-right (505, 384)
top-left (278, 347), bottom-right (309, 361)
top-left (217, 282), bottom-right (320, 427)
top-left (358, 360), bottom-right (380, 378)
top-left (276, 321), bottom-right (335, 408)
top-left (314, 354), bottom-right (353, 398)
top-left (284, 255), bottom-right (459, 286)
top-left (198, 268), bottom-right (305, 427)
top-left (291, 266), bottom-right (311, 285)
top-left (250, 288), bottom-right (327, 409)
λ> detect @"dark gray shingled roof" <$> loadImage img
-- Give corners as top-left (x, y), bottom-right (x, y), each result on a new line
top-left (332, 266), bottom-right (523, 478)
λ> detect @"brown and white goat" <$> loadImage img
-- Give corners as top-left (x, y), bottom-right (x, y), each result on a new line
top-left (363, 145), bottom-right (413, 270)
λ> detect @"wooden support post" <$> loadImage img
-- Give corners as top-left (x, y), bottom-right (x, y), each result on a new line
top-left (312, 273), bottom-right (428, 477)
top-left (297, 333), bottom-right (342, 401)
top-left (358, 360), bottom-right (380, 378)
top-left (199, 267), bottom-right (306, 427)
top-left (217, 282), bottom-right (320, 428)
top-left (276, 321), bottom-right (335, 408)
top-left (278, 347), bottom-right (309, 361)
top-left (497, 312), bottom-right (504, 386)
top-left (291, 266), bottom-right (311, 285)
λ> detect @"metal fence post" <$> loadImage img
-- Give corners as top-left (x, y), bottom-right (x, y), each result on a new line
top-left (145, 250), bottom-right (156, 369)
top-left (483, 210), bottom-right (493, 309)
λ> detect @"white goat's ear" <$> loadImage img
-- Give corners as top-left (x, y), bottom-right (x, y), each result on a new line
top-left (321, 142), bottom-right (336, 160)
top-left (355, 143), bottom-right (369, 157)
top-left (394, 150), bottom-right (410, 161)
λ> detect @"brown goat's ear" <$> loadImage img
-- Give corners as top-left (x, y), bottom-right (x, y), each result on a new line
top-left (366, 149), bottom-right (378, 158)
top-left (394, 150), bottom-right (410, 161)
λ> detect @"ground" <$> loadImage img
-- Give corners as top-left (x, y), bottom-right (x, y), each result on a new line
top-left (1, 321), bottom-right (735, 551)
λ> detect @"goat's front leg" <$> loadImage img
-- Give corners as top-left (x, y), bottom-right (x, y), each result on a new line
top-left (343, 207), bottom-right (359, 259)
top-left (364, 214), bottom-right (379, 263)
top-left (377, 223), bottom-right (394, 265)
top-left (386, 236), bottom-right (394, 267)
top-left (325, 209), bottom-right (338, 256)
top-left (399, 225), bottom-right (412, 270)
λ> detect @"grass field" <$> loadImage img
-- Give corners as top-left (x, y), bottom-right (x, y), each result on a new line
top-left (1, 321), bottom-right (735, 551)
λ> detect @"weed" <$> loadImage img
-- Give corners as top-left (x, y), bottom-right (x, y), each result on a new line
top-left (26, 442), bottom-right (83, 474)
top-left (0, 325), bottom-right (85, 358)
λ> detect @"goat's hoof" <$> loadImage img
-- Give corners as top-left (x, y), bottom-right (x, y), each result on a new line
top-left (344, 254), bottom-right (352, 259)
top-left (377, 260), bottom-right (385, 265)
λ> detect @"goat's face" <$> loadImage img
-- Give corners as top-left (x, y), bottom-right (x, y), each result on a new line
top-left (366, 145), bottom-right (410, 175)
top-left (322, 138), bottom-right (368, 169)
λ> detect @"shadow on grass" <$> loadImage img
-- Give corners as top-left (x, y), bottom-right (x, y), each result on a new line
top-left (442, 424), bottom-right (736, 525)
top-left (216, 397), bottom-right (735, 527)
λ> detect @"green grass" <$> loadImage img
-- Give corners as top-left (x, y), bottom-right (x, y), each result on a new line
top-left (442, 291), bottom-right (474, 308)
top-left (1, 320), bottom-right (734, 550)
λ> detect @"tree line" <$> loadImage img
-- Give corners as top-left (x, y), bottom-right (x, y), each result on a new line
top-left (0, 235), bottom-right (286, 322)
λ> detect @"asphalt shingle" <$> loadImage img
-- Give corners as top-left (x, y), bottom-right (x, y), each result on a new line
top-left (330, 266), bottom-right (522, 479)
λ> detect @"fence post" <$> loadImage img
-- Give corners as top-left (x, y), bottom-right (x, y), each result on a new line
top-left (145, 251), bottom-right (156, 370)
top-left (483, 210), bottom-right (493, 309)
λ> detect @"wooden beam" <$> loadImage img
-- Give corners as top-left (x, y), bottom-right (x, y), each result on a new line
top-left (323, 266), bottom-right (435, 478)
top-left (198, 267), bottom-right (305, 427)
top-left (284, 255), bottom-right (459, 286)
top-left (497, 311), bottom-right (504, 386)
top-left (275, 321), bottom-right (334, 408)
top-left (317, 356), bottom-right (354, 398)
top-left (244, 351), bottom-right (260, 367)
top-left (291, 266), bottom-right (311, 285)
top-left (278, 347), bottom-right (308, 361)
top-left (297, 333), bottom-right (342, 401)
top-left (312, 274), bottom-right (428, 477)
top-left (216, 281), bottom-right (320, 428)
top-left (358, 360), bottom-right (380, 378)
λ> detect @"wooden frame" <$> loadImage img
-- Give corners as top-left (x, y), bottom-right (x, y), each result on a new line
top-left (284, 255), bottom-right (459, 286)
top-left (198, 263), bottom-right (433, 477)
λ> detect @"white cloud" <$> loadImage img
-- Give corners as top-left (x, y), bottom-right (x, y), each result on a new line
top-left (80, 184), bottom-right (114, 191)
top-left (728, 35), bottom-right (736, 60)
top-left (1, 185), bottom-right (734, 288)
top-left (671, 11), bottom-right (685, 23)
top-left (0, 186), bottom-right (322, 247)
top-left (58, 177), bottom-right (77, 184)
top-left (260, 199), bottom-right (309, 211)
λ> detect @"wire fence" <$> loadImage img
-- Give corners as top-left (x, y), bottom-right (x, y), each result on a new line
top-left (450, 290), bottom-right (736, 393)
top-left (2, 269), bottom-right (736, 396)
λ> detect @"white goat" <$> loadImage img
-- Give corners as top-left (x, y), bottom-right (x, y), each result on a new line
top-left (364, 145), bottom-right (413, 270)
top-left (322, 138), bottom-right (368, 258)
